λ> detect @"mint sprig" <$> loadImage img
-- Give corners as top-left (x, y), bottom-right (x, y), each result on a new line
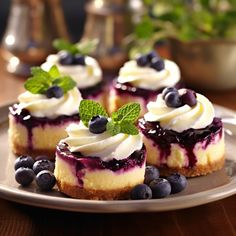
top-left (24, 65), bottom-right (76, 95)
top-left (79, 100), bottom-right (108, 127)
top-left (79, 100), bottom-right (140, 136)
top-left (53, 38), bottom-right (98, 55)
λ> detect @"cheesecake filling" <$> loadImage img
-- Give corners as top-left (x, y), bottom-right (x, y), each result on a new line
top-left (55, 143), bottom-right (146, 188)
top-left (139, 118), bottom-right (224, 168)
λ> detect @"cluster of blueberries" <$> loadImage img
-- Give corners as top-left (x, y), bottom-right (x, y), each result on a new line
top-left (14, 155), bottom-right (56, 191)
top-left (162, 87), bottom-right (197, 108)
top-left (136, 51), bottom-right (165, 71)
top-left (59, 51), bottom-right (86, 66)
top-left (130, 166), bottom-right (187, 200)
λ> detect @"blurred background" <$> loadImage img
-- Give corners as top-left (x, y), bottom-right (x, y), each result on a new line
top-left (1, 0), bottom-right (236, 90)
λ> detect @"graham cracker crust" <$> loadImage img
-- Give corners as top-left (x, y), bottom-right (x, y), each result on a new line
top-left (57, 180), bottom-right (133, 200)
top-left (11, 142), bottom-right (55, 160)
top-left (158, 156), bottom-right (225, 177)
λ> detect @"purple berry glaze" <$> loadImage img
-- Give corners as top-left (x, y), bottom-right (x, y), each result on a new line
top-left (113, 79), bottom-right (184, 101)
top-left (9, 104), bottom-right (80, 150)
top-left (79, 81), bottom-right (105, 99)
top-left (139, 117), bottom-right (223, 168)
top-left (56, 143), bottom-right (146, 187)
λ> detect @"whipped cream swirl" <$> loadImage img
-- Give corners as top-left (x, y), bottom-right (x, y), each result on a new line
top-left (41, 55), bottom-right (102, 89)
top-left (18, 87), bottom-right (82, 118)
top-left (63, 122), bottom-right (143, 161)
top-left (117, 59), bottom-right (180, 90)
top-left (144, 89), bottom-right (215, 132)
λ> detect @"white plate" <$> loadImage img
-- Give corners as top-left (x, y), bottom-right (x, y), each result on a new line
top-left (0, 104), bottom-right (236, 213)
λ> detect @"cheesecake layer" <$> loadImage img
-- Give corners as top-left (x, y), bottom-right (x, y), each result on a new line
top-left (139, 117), bottom-right (225, 176)
top-left (9, 107), bottom-right (80, 158)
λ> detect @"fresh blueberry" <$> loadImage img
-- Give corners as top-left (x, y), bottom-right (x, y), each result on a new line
top-left (147, 51), bottom-right (159, 61)
top-left (149, 178), bottom-right (171, 198)
top-left (165, 91), bottom-right (182, 108)
top-left (73, 54), bottom-right (85, 65)
top-left (35, 155), bottom-right (50, 161)
top-left (45, 86), bottom-right (64, 99)
top-left (167, 173), bottom-right (187, 194)
top-left (14, 155), bottom-right (35, 170)
top-left (89, 115), bottom-right (108, 134)
top-left (15, 167), bottom-right (35, 186)
top-left (58, 51), bottom-right (74, 65)
top-left (130, 184), bottom-right (152, 200)
top-left (162, 87), bottom-right (178, 99)
top-left (181, 90), bottom-right (197, 107)
top-left (150, 58), bottom-right (165, 71)
top-left (33, 160), bottom-right (55, 175)
top-left (136, 55), bottom-right (148, 67)
top-left (144, 166), bottom-right (160, 184)
top-left (36, 170), bottom-right (56, 191)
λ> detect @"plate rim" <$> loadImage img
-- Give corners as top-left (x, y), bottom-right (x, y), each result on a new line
top-left (0, 103), bottom-right (236, 213)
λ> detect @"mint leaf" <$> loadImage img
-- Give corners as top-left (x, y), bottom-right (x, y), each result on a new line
top-left (53, 76), bottom-right (76, 93)
top-left (112, 103), bottom-right (140, 123)
top-left (120, 122), bottom-right (139, 135)
top-left (49, 65), bottom-right (60, 78)
top-left (24, 76), bottom-right (50, 94)
top-left (106, 121), bottom-right (121, 136)
top-left (79, 100), bottom-right (108, 127)
top-left (75, 39), bottom-right (99, 55)
top-left (53, 39), bottom-right (78, 55)
top-left (31, 67), bottom-right (50, 79)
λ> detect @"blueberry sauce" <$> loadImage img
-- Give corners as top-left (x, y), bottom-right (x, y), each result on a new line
top-left (9, 105), bottom-right (80, 150)
top-left (56, 143), bottom-right (146, 186)
top-left (79, 81), bottom-right (105, 99)
top-left (113, 80), bottom-right (184, 101)
top-left (139, 118), bottom-right (223, 168)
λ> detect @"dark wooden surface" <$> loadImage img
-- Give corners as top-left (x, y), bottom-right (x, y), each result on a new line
top-left (1, 55), bottom-right (236, 236)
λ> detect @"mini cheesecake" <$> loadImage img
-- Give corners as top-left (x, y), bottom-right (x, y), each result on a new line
top-left (9, 87), bottom-right (82, 159)
top-left (41, 54), bottom-right (106, 107)
top-left (109, 51), bottom-right (182, 116)
top-left (139, 88), bottom-right (225, 177)
top-left (55, 122), bottom-right (146, 200)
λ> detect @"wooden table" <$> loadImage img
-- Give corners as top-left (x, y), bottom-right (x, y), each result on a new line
top-left (1, 56), bottom-right (236, 236)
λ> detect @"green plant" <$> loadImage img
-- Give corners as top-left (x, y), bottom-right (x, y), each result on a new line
top-left (128, 0), bottom-right (236, 57)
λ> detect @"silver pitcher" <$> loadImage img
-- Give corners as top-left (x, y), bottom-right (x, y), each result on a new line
top-left (2, 0), bottom-right (69, 77)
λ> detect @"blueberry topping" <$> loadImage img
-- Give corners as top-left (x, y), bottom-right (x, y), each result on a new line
top-left (136, 55), bottom-right (148, 67)
top-left (35, 155), bottom-right (50, 161)
top-left (149, 178), bottom-right (171, 198)
top-left (150, 58), bottom-right (165, 71)
top-left (58, 51), bottom-right (74, 65)
top-left (89, 115), bottom-right (108, 134)
top-left (162, 87), bottom-right (178, 99)
top-left (14, 155), bottom-right (35, 170)
top-left (144, 166), bottom-right (160, 184)
top-left (15, 167), bottom-right (35, 186)
top-left (147, 51), bottom-right (159, 61)
top-left (45, 86), bottom-right (64, 99)
top-left (167, 173), bottom-right (187, 194)
top-left (181, 90), bottom-right (197, 107)
top-left (165, 91), bottom-right (182, 108)
top-left (130, 184), bottom-right (152, 200)
top-left (36, 170), bottom-right (56, 191)
top-left (33, 160), bottom-right (55, 175)
top-left (74, 54), bottom-right (86, 65)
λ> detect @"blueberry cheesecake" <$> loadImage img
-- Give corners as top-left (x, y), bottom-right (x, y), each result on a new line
top-left (9, 66), bottom-right (82, 159)
top-left (54, 101), bottom-right (146, 200)
top-left (139, 88), bottom-right (225, 177)
top-left (41, 39), bottom-right (105, 106)
top-left (109, 51), bottom-right (181, 116)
